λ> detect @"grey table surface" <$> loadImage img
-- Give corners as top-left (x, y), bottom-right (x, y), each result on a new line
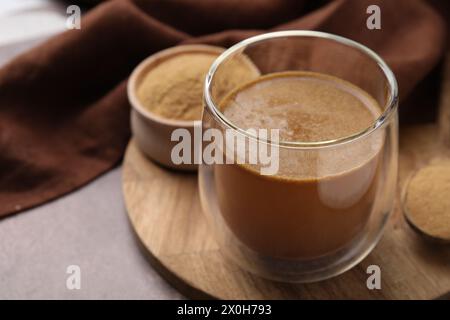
top-left (0, 1), bottom-right (183, 300)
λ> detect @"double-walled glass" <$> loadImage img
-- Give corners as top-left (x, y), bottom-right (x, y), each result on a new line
top-left (199, 31), bottom-right (398, 282)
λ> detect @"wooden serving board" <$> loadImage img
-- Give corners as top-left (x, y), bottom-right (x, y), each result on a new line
top-left (122, 133), bottom-right (450, 299)
top-left (122, 55), bottom-right (450, 300)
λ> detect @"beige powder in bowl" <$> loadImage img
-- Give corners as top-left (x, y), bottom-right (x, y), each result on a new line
top-left (136, 51), bottom-right (259, 121)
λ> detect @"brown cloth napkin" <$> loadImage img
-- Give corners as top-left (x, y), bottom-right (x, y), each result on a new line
top-left (0, 0), bottom-right (446, 218)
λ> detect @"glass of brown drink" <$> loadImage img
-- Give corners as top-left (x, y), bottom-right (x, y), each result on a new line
top-left (200, 31), bottom-right (398, 282)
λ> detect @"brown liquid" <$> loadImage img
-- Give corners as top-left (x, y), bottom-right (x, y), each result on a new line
top-left (215, 71), bottom-right (383, 259)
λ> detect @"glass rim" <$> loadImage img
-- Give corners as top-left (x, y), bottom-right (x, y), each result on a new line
top-left (203, 30), bottom-right (399, 149)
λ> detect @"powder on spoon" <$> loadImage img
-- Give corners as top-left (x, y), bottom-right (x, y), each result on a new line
top-left (137, 51), bottom-right (259, 121)
top-left (404, 163), bottom-right (450, 242)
